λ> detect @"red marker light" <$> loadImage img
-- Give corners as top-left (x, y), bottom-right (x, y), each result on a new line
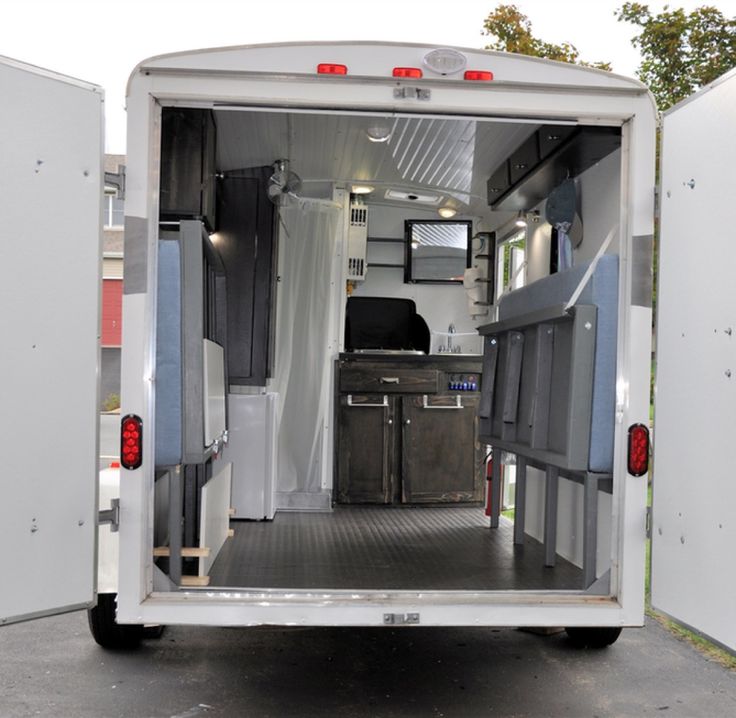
top-left (120, 414), bottom-right (143, 470)
top-left (317, 63), bottom-right (348, 75)
top-left (464, 70), bottom-right (494, 81)
top-left (627, 423), bottom-right (650, 477)
top-left (393, 67), bottom-right (423, 79)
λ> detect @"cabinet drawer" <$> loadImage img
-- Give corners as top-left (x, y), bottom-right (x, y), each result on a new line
top-left (340, 368), bottom-right (439, 394)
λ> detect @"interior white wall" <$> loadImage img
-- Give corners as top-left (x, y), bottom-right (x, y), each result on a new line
top-left (352, 204), bottom-right (479, 335)
top-left (515, 148), bottom-right (622, 288)
top-left (575, 149), bottom-right (622, 263)
top-left (524, 206), bottom-right (552, 284)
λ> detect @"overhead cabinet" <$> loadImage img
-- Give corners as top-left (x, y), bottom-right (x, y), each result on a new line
top-left (159, 108), bottom-right (217, 230)
top-left (487, 125), bottom-right (621, 210)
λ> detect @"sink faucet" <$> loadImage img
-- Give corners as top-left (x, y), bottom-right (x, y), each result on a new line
top-left (447, 323), bottom-right (456, 352)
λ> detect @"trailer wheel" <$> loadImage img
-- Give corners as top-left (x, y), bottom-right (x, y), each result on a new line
top-left (142, 624), bottom-right (166, 640)
top-left (565, 626), bottom-right (622, 648)
top-left (87, 593), bottom-right (144, 649)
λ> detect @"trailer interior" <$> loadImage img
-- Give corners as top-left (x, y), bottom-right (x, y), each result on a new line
top-left (149, 104), bottom-right (624, 598)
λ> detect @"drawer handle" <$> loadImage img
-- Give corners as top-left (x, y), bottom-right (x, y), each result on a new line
top-left (380, 376), bottom-right (400, 384)
top-left (422, 395), bottom-right (463, 410)
top-left (347, 395), bottom-right (389, 408)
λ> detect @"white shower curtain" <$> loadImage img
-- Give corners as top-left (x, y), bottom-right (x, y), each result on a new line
top-left (271, 201), bottom-right (342, 500)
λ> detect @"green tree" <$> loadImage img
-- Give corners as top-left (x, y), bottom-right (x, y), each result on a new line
top-left (482, 4), bottom-right (612, 70)
top-left (616, 3), bottom-right (736, 109)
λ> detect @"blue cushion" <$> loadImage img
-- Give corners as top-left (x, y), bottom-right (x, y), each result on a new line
top-left (155, 240), bottom-right (183, 466)
top-left (498, 255), bottom-right (618, 473)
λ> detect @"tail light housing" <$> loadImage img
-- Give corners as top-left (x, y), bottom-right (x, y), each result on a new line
top-left (121, 414), bottom-right (143, 470)
top-left (393, 67), bottom-right (423, 79)
top-left (627, 423), bottom-right (650, 476)
top-left (464, 70), bottom-right (494, 81)
top-left (317, 63), bottom-right (348, 75)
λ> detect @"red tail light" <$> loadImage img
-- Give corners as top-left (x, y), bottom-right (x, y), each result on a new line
top-left (464, 70), bottom-right (494, 81)
top-left (317, 63), bottom-right (348, 75)
top-left (393, 67), bottom-right (423, 79)
top-left (120, 414), bottom-right (143, 470)
top-left (627, 423), bottom-right (650, 476)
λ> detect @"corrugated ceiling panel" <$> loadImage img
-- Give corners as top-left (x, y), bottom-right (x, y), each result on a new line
top-left (214, 109), bottom-right (539, 216)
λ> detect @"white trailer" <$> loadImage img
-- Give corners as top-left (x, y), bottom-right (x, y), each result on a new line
top-left (1, 42), bottom-right (722, 652)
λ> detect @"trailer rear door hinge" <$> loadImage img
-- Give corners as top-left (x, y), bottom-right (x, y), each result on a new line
top-left (99, 498), bottom-right (120, 533)
top-left (393, 87), bottom-right (431, 101)
top-left (383, 612), bottom-right (420, 625)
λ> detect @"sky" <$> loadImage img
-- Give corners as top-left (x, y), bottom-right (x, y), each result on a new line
top-left (3, 0), bottom-right (735, 152)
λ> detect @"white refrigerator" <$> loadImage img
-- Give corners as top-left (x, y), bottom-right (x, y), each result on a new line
top-left (222, 393), bottom-right (278, 520)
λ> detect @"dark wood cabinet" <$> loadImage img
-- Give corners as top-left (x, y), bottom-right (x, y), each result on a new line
top-left (401, 394), bottom-right (482, 503)
top-left (337, 394), bottom-right (396, 504)
top-left (336, 356), bottom-right (484, 505)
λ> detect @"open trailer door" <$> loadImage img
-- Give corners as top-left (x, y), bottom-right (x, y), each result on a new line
top-left (0, 56), bottom-right (103, 624)
top-left (653, 69), bottom-right (736, 653)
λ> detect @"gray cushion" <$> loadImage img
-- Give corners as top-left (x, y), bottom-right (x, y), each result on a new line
top-left (499, 255), bottom-right (618, 472)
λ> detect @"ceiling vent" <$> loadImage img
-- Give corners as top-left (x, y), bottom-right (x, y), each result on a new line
top-left (384, 189), bottom-right (442, 205)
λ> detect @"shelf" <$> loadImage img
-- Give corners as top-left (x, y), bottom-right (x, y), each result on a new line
top-left (370, 263), bottom-right (405, 269)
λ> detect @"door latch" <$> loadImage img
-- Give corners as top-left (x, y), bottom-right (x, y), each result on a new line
top-left (99, 498), bottom-right (120, 533)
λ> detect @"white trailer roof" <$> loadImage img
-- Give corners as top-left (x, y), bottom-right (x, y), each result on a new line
top-left (131, 41), bottom-right (647, 94)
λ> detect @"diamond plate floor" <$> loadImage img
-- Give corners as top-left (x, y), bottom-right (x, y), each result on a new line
top-left (208, 506), bottom-right (583, 591)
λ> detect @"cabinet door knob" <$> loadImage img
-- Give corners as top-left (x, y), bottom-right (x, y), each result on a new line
top-left (387, 419), bottom-right (393, 425)
top-left (405, 419), bottom-right (411, 425)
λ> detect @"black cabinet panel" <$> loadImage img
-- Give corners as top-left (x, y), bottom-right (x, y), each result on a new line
top-left (216, 168), bottom-right (277, 385)
top-left (160, 109), bottom-right (216, 230)
top-left (508, 134), bottom-right (539, 185)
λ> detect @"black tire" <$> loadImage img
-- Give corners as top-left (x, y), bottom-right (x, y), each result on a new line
top-left (87, 593), bottom-right (144, 649)
top-left (565, 626), bottom-right (622, 648)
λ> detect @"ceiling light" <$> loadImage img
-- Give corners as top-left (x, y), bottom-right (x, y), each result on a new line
top-left (366, 125), bottom-right (392, 143)
top-left (515, 211), bottom-right (528, 228)
top-left (438, 207), bottom-right (457, 219)
top-left (351, 185), bottom-right (375, 195)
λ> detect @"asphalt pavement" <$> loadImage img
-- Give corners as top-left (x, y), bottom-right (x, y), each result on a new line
top-left (2, 611), bottom-right (735, 718)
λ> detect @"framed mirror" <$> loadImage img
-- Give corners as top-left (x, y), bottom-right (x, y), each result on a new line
top-left (404, 220), bottom-right (472, 284)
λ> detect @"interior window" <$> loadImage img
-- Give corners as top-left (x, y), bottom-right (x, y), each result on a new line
top-left (495, 229), bottom-right (527, 301)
